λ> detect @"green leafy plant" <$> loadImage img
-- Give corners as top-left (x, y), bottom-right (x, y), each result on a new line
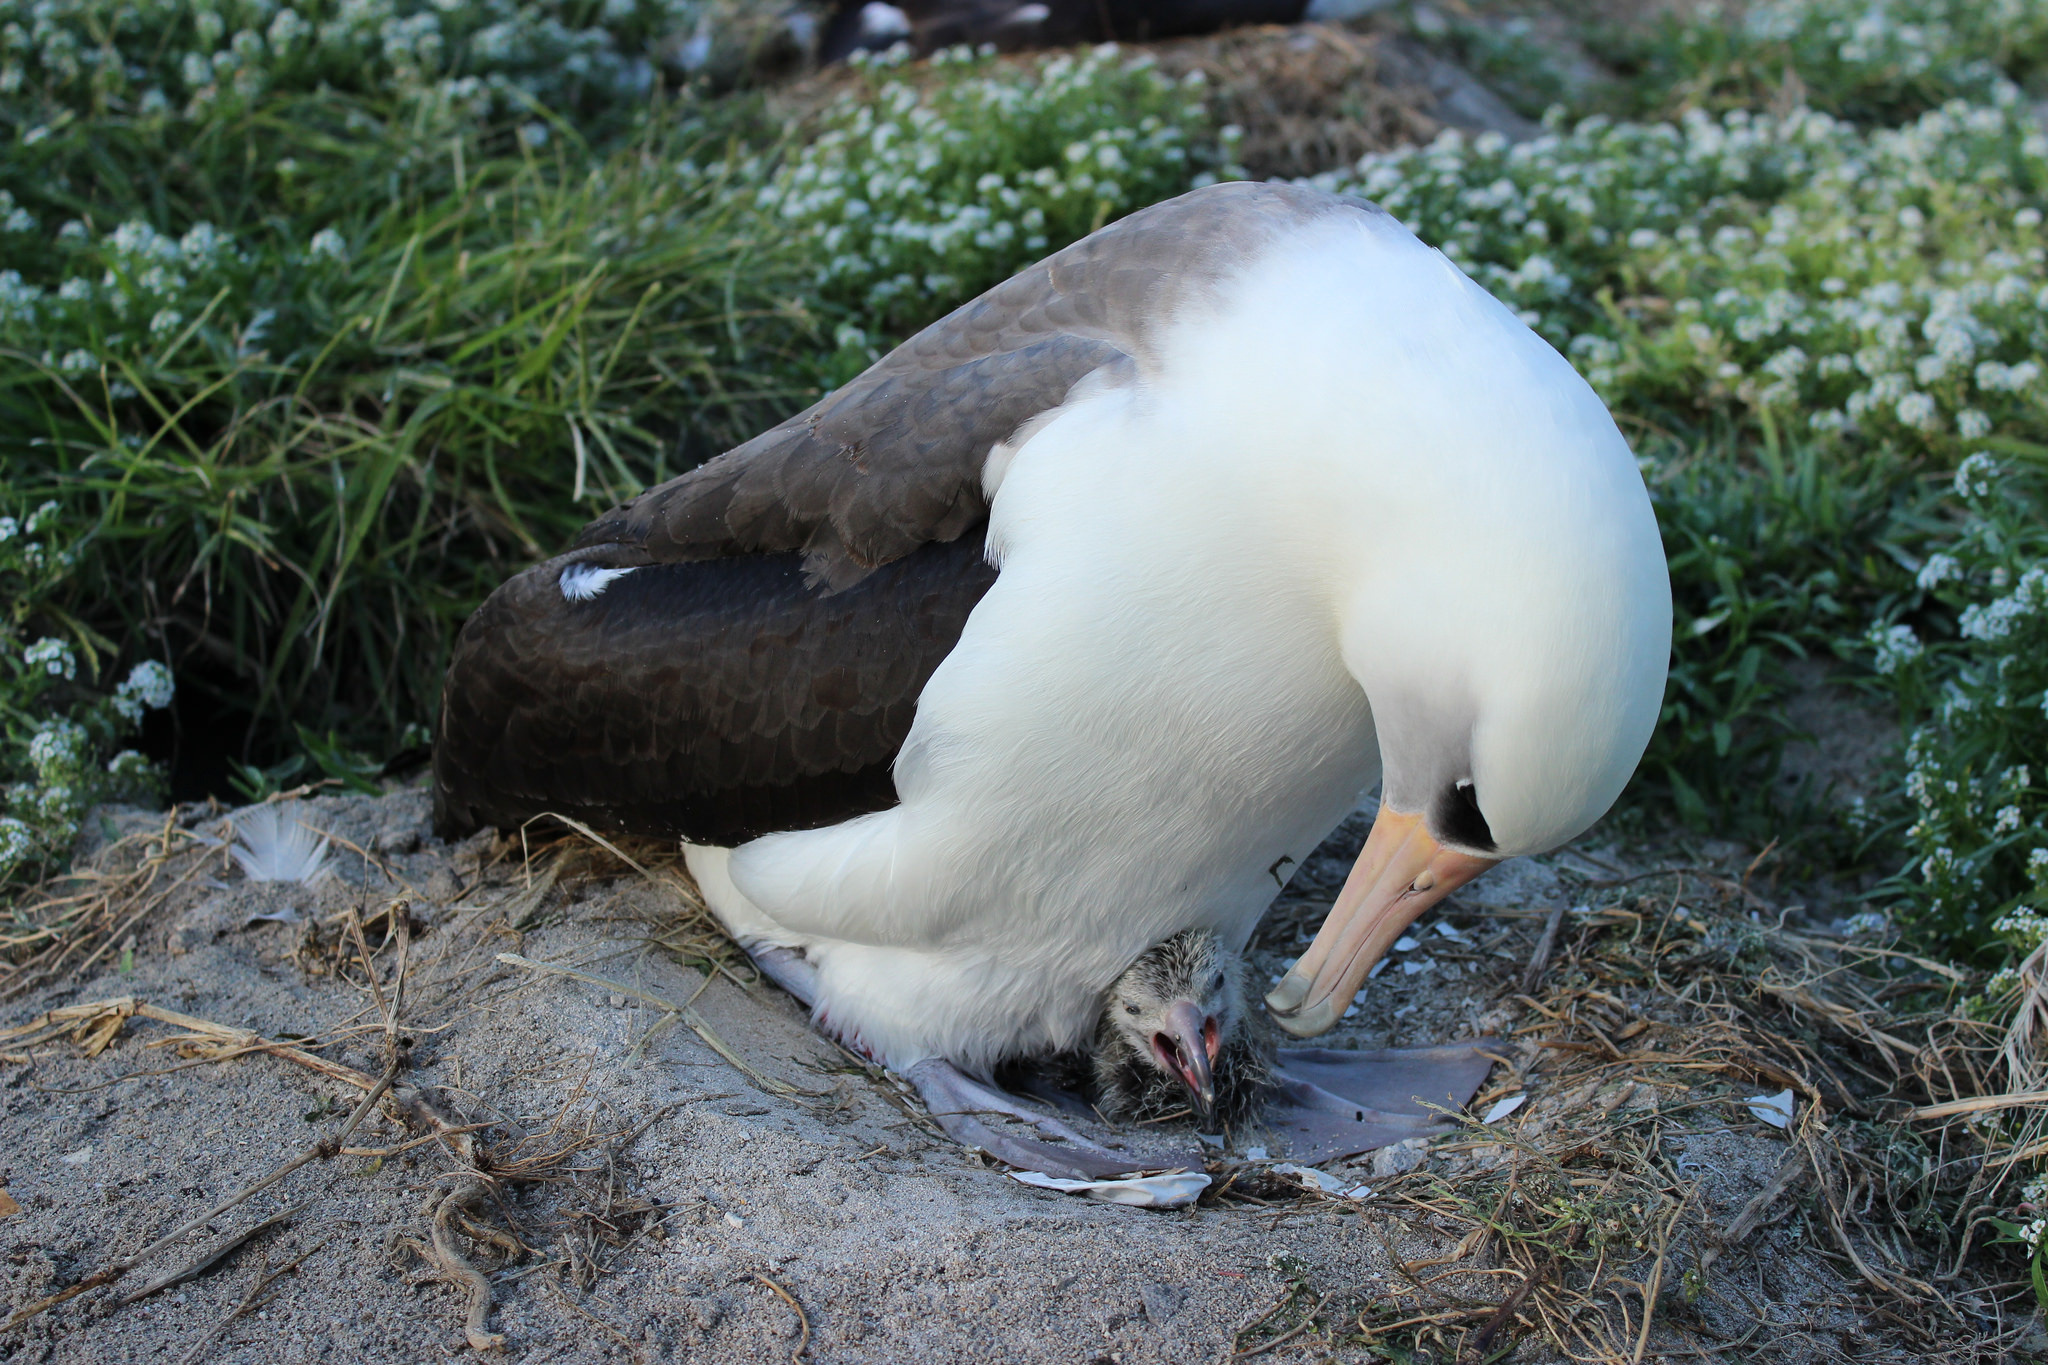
top-left (0, 500), bottom-right (174, 888)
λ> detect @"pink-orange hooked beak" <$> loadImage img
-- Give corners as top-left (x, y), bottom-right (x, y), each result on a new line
top-left (1265, 807), bottom-right (1496, 1038)
top-left (1155, 999), bottom-right (1221, 1126)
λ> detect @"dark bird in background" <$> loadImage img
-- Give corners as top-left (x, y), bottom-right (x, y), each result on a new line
top-left (820, 0), bottom-right (1383, 63)
top-left (1088, 928), bottom-right (1276, 1133)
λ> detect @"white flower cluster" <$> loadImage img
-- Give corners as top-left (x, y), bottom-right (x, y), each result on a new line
top-left (1994, 907), bottom-right (2048, 947)
top-left (1959, 566), bottom-right (2047, 642)
top-left (737, 46), bottom-right (1217, 330)
top-left (22, 636), bottom-right (75, 679)
top-left (1868, 622), bottom-right (1922, 674)
top-left (111, 660), bottom-right (176, 723)
top-left (1956, 451), bottom-right (2003, 498)
top-left (25, 718), bottom-right (87, 781)
top-left (0, 0), bottom-right (702, 126)
top-left (0, 814), bottom-right (34, 881)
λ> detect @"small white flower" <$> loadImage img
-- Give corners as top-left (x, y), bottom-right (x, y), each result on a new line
top-left (1869, 623), bottom-right (1922, 674)
top-left (27, 719), bottom-right (87, 775)
top-left (307, 228), bottom-right (347, 263)
top-left (1995, 806), bottom-right (2025, 836)
top-left (0, 816), bottom-right (37, 874)
top-left (1917, 553), bottom-right (1961, 590)
top-left (114, 659), bottom-right (175, 720)
top-left (1895, 392), bottom-right (1938, 429)
top-left (1955, 452), bottom-right (2001, 499)
top-left (23, 637), bottom-right (76, 680)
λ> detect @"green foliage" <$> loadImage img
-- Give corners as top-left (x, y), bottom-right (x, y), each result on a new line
top-left (1875, 452), bottom-right (2048, 958)
top-left (1608, 0), bottom-right (2048, 122)
top-left (3, 107), bottom-right (826, 773)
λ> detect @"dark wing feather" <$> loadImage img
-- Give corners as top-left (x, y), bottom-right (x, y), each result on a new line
top-left (434, 183), bottom-right (1362, 842)
top-left (434, 532), bottom-right (996, 843)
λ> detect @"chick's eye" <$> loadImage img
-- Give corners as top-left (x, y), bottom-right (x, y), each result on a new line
top-left (1124, 1003), bottom-right (1141, 1016)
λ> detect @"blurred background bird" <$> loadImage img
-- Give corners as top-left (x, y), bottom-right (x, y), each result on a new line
top-left (820, 0), bottom-right (1387, 63)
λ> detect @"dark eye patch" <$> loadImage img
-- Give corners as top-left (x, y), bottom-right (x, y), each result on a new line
top-left (1437, 779), bottom-right (1496, 853)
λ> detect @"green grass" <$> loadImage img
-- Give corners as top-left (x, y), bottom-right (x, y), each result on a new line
top-left (8, 98), bottom-right (822, 753)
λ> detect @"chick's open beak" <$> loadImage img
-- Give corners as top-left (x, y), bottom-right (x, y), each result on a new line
top-left (1153, 999), bottom-right (1220, 1127)
top-left (1265, 806), bottom-right (1496, 1038)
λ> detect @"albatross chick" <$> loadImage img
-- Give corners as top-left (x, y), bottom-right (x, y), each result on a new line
top-left (1091, 929), bottom-right (1274, 1132)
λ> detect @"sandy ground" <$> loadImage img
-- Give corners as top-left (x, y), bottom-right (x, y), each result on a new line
top-left (0, 787), bottom-right (1935, 1364)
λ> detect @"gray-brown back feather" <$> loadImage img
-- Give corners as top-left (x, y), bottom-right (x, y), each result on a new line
top-left (569, 181), bottom-right (1361, 586)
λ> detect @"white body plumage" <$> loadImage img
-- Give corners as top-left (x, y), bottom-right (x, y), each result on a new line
top-left (687, 205), bottom-right (1668, 1073)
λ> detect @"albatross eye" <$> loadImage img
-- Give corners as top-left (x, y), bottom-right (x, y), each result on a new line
top-left (1125, 1003), bottom-right (1141, 1016)
top-left (1212, 973), bottom-right (1225, 992)
top-left (1437, 778), bottom-right (1496, 853)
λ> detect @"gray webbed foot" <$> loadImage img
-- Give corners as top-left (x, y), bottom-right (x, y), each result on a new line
top-left (736, 942), bottom-right (822, 1009)
top-left (904, 1058), bottom-right (1200, 1181)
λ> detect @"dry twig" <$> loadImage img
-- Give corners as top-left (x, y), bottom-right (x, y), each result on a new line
top-left (750, 1272), bottom-right (813, 1363)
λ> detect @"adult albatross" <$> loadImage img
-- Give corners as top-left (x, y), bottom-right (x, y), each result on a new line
top-left (434, 180), bottom-right (1670, 1174)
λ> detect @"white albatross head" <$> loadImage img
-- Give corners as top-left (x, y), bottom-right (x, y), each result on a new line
top-left (1240, 209), bottom-right (1673, 1038)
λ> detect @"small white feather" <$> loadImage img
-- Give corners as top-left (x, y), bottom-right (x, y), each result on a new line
top-left (559, 563), bottom-right (637, 602)
top-left (230, 804), bottom-right (332, 885)
top-left (1482, 1094), bottom-right (1526, 1124)
top-left (1744, 1089), bottom-right (1794, 1129)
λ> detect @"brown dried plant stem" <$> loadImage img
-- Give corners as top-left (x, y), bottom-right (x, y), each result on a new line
top-left (751, 1273), bottom-right (813, 1364)
top-left (171, 1236), bottom-right (335, 1365)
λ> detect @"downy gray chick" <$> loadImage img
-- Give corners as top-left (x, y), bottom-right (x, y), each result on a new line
top-left (1092, 928), bottom-right (1275, 1132)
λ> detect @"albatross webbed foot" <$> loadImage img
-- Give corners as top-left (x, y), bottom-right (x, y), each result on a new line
top-left (740, 943), bottom-right (821, 1009)
top-left (1266, 1041), bottom-right (1500, 1163)
top-left (904, 1058), bottom-right (1202, 1181)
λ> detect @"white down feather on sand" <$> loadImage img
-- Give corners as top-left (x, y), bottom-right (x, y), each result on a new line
top-left (229, 803), bottom-right (333, 884)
